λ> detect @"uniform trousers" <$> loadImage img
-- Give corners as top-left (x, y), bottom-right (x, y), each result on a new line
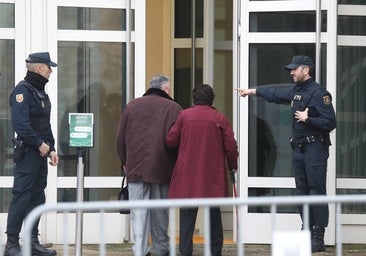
top-left (128, 182), bottom-right (170, 256)
top-left (179, 207), bottom-right (223, 256)
top-left (7, 148), bottom-right (48, 236)
top-left (293, 140), bottom-right (329, 228)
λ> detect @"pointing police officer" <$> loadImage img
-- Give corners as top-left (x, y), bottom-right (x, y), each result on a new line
top-left (5, 52), bottom-right (59, 256)
top-left (236, 55), bottom-right (336, 253)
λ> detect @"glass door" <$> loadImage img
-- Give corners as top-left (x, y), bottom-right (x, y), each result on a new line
top-left (236, 0), bottom-right (337, 244)
top-left (50, 0), bottom-right (146, 243)
top-left (172, 0), bottom-right (235, 240)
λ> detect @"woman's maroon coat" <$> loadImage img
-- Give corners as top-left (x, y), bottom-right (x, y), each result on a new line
top-left (166, 105), bottom-right (238, 198)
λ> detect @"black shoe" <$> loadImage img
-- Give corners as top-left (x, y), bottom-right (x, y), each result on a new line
top-left (311, 227), bottom-right (326, 253)
top-left (4, 235), bottom-right (22, 256)
top-left (32, 234), bottom-right (57, 256)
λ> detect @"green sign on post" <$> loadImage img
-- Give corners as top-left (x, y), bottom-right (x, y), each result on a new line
top-left (69, 113), bottom-right (94, 147)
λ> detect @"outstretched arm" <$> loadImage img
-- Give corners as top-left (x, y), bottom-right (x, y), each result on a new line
top-left (235, 88), bottom-right (256, 97)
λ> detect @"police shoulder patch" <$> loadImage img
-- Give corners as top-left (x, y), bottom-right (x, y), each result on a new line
top-left (323, 95), bottom-right (331, 105)
top-left (16, 94), bottom-right (24, 103)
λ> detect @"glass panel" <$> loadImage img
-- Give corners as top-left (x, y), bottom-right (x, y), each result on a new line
top-left (336, 46), bottom-right (366, 178)
top-left (249, 188), bottom-right (297, 213)
top-left (338, 16), bottom-right (366, 36)
top-left (57, 42), bottom-right (126, 180)
top-left (174, 0), bottom-right (203, 38)
top-left (0, 188), bottom-right (12, 213)
top-left (58, 7), bottom-right (127, 30)
top-left (214, 0), bottom-right (233, 121)
top-left (174, 48), bottom-right (203, 109)
top-left (215, 0), bottom-right (233, 41)
top-left (248, 44), bottom-right (316, 177)
top-left (0, 3), bottom-right (14, 27)
top-left (337, 189), bottom-right (366, 214)
top-left (250, 11), bottom-right (327, 32)
top-left (58, 188), bottom-right (120, 208)
top-left (0, 40), bottom-right (15, 177)
top-left (214, 50), bottom-right (233, 122)
top-left (338, 0), bottom-right (366, 4)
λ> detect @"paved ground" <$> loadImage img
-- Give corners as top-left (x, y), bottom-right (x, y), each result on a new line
top-left (50, 243), bottom-right (366, 255)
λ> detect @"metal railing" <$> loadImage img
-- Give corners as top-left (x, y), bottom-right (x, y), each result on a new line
top-left (22, 194), bottom-right (366, 256)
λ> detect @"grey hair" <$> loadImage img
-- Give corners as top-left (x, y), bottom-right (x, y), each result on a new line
top-left (150, 74), bottom-right (170, 89)
top-left (26, 62), bottom-right (39, 72)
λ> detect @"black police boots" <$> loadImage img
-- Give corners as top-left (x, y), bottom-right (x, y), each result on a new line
top-left (311, 226), bottom-right (326, 253)
top-left (4, 235), bottom-right (22, 256)
top-left (31, 234), bottom-right (57, 256)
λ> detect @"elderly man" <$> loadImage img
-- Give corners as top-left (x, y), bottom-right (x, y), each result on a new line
top-left (117, 74), bottom-right (182, 256)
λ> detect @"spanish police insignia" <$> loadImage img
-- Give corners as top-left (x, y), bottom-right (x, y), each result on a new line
top-left (16, 94), bottom-right (24, 103)
top-left (323, 96), bottom-right (331, 105)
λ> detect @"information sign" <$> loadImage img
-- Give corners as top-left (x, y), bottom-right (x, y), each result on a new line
top-left (69, 113), bottom-right (94, 147)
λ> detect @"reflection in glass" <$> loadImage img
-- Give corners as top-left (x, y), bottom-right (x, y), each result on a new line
top-left (57, 42), bottom-right (125, 180)
top-left (174, 0), bottom-right (203, 38)
top-left (0, 188), bottom-right (12, 213)
top-left (174, 48), bottom-right (203, 109)
top-left (58, 7), bottom-right (128, 30)
top-left (248, 44), bottom-right (317, 177)
top-left (57, 188), bottom-right (120, 207)
top-left (0, 40), bottom-right (15, 212)
top-left (0, 4), bottom-right (14, 27)
top-left (338, 0), bottom-right (366, 4)
top-left (215, 0), bottom-right (233, 41)
top-left (337, 46), bottom-right (366, 178)
top-left (214, 0), bottom-right (233, 122)
top-left (250, 11), bottom-right (327, 32)
top-left (214, 50), bottom-right (233, 122)
top-left (248, 188), bottom-right (297, 213)
top-left (337, 189), bottom-right (366, 214)
top-left (338, 16), bottom-right (366, 36)
top-left (0, 40), bottom-right (15, 177)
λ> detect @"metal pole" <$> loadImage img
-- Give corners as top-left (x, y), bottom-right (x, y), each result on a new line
top-left (315, 0), bottom-right (322, 83)
top-left (124, 0), bottom-right (132, 242)
top-left (126, 0), bottom-right (133, 103)
top-left (191, 0), bottom-right (196, 89)
top-left (75, 148), bottom-right (84, 256)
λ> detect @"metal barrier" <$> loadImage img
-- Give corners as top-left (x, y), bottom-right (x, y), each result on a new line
top-left (23, 194), bottom-right (366, 256)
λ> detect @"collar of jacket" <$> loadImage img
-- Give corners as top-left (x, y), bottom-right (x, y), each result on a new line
top-left (297, 77), bottom-right (314, 88)
top-left (24, 71), bottom-right (48, 91)
top-left (143, 87), bottom-right (174, 101)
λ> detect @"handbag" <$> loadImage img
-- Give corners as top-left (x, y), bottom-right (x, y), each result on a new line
top-left (118, 175), bottom-right (130, 214)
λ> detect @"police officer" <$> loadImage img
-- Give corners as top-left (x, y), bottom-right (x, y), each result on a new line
top-left (235, 55), bottom-right (336, 253)
top-left (5, 52), bottom-right (59, 256)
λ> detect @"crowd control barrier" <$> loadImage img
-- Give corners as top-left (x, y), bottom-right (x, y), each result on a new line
top-left (22, 194), bottom-right (366, 256)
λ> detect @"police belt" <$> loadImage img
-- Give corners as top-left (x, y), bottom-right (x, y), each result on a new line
top-left (290, 134), bottom-right (328, 150)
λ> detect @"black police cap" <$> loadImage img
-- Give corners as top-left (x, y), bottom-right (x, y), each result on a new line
top-left (25, 52), bottom-right (57, 67)
top-left (285, 55), bottom-right (314, 70)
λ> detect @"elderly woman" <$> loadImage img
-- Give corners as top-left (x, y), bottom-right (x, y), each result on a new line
top-left (166, 83), bottom-right (238, 256)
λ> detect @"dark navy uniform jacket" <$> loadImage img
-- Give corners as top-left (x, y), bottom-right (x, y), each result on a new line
top-left (9, 71), bottom-right (55, 152)
top-left (256, 78), bottom-right (336, 138)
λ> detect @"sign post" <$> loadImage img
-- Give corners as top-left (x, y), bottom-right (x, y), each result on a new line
top-left (69, 113), bottom-right (94, 256)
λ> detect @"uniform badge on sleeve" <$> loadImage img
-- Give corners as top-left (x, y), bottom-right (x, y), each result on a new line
top-left (16, 94), bottom-right (24, 103)
top-left (323, 96), bottom-right (331, 105)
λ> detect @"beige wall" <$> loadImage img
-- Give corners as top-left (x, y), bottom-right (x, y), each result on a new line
top-left (146, 0), bottom-right (172, 87)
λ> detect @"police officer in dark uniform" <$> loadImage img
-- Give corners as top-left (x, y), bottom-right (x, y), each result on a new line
top-left (236, 55), bottom-right (336, 253)
top-left (5, 52), bottom-right (59, 256)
